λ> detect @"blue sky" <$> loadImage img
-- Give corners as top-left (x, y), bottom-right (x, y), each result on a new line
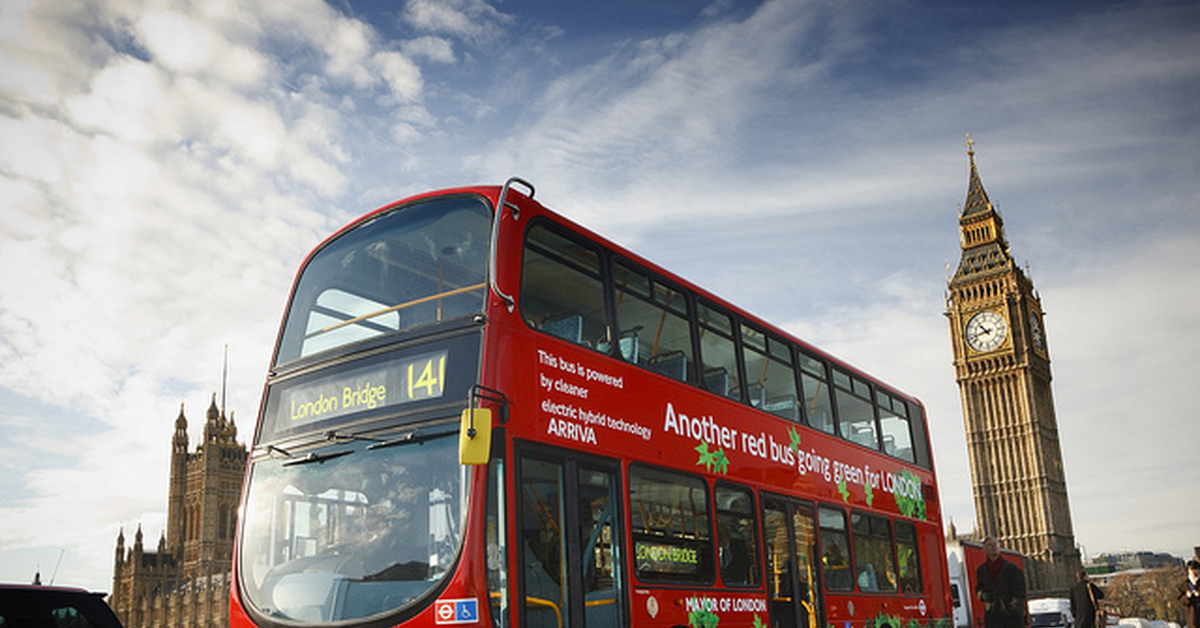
top-left (1, 0), bottom-right (1197, 592)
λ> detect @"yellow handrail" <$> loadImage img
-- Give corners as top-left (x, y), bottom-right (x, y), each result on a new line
top-left (524, 597), bottom-right (563, 628)
top-left (309, 282), bottom-right (487, 338)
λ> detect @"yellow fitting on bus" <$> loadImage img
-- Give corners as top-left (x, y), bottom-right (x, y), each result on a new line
top-left (459, 408), bottom-right (492, 465)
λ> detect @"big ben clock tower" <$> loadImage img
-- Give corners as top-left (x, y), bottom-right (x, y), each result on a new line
top-left (946, 136), bottom-right (1081, 595)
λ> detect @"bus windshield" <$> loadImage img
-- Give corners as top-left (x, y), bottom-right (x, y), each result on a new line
top-left (275, 194), bottom-right (491, 365)
top-left (238, 430), bottom-right (466, 623)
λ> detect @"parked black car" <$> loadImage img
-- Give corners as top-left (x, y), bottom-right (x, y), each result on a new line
top-left (0, 584), bottom-right (123, 628)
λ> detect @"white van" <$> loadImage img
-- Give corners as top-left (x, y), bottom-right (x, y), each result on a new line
top-left (1029, 598), bottom-right (1074, 628)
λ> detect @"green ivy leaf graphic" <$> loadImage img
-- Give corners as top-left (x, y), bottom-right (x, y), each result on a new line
top-left (695, 442), bottom-right (730, 474)
top-left (871, 613), bottom-right (902, 628)
top-left (695, 442), bottom-right (716, 471)
top-left (712, 448), bottom-right (729, 474)
top-left (864, 479), bottom-right (875, 506)
top-left (788, 427), bottom-right (802, 453)
top-left (894, 469), bottom-right (927, 521)
top-left (688, 598), bottom-right (720, 628)
top-left (837, 478), bottom-right (850, 502)
top-left (754, 614), bottom-right (767, 628)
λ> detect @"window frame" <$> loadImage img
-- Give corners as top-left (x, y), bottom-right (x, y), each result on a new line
top-left (627, 464), bottom-right (715, 585)
top-left (714, 481), bottom-right (762, 588)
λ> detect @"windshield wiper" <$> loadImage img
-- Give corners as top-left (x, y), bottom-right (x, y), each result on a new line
top-left (282, 448), bottom-right (355, 466)
top-left (366, 426), bottom-right (455, 451)
top-left (324, 430), bottom-right (384, 444)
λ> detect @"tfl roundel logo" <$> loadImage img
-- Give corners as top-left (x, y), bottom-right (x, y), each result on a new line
top-left (435, 598), bottom-right (479, 625)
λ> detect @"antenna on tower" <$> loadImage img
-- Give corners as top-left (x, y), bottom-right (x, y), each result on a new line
top-left (221, 344), bottom-right (229, 418)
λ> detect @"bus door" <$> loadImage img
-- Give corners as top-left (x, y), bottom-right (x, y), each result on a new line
top-left (516, 449), bottom-right (624, 628)
top-left (763, 495), bottom-right (823, 628)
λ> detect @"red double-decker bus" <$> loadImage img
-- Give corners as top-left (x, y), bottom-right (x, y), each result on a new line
top-left (231, 179), bottom-right (952, 628)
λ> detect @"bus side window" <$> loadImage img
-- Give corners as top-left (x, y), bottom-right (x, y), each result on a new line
top-left (521, 222), bottom-right (609, 351)
top-left (850, 511), bottom-right (897, 592)
top-left (894, 520), bottom-right (923, 594)
top-left (818, 506), bottom-right (853, 591)
top-left (741, 324), bottom-right (800, 422)
top-left (799, 353), bottom-right (835, 435)
top-left (877, 392), bottom-right (915, 463)
top-left (612, 260), bottom-right (694, 383)
top-left (715, 483), bottom-right (760, 587)
top-left (833, 369), bottom-right (879, 451)
top-left (628, 465), bottom-right (713, 583)
top-left (697, 302), bottom-right (741, 401)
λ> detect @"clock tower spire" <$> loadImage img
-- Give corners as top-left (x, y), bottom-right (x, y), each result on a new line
top-left (945, 135), bottom-right (1081, 595)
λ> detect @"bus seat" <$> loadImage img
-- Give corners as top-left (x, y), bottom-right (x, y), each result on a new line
top-left (618, 332), bottom-right (639, 363)
top-left (858, 563), bottom-right (878, 591)
top-left (704, 367), bottom-right (729, 397)
top-left (747, 383), bottom-right (764, 408)
top-left (648, 351), bottom-right (686, 381)
top-left (808, 409), bottom-right (834, 434)
top-left (599, 331), bottom-right (640, 363)
top-left (542, 314), bottom-right (583, 344)
top-left (765, 396), bottom-right (800, 422)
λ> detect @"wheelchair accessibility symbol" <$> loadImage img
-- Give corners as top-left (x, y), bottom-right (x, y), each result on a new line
top-left (434, 598), bottom-right (479, 624)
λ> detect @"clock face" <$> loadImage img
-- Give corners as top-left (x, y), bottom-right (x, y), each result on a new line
top-left (966, 310), bottom-right (1008, 352)
top-left (1029, 311), bottom-right (1045, 351)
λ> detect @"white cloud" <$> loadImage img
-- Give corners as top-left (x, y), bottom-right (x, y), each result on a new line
top-left (136, 10), bottom-right (222, 73)
top-left (373, 50), bottom-right (422, 102)
top-left (475, 0), bottom-right (844, 212)
top-left (0, 0), bottom-right (456, 588)
top-left (324, 16), bottom-right (376, 88)
top-left (403, 35), bottom-right (456, 64)
top-left (1042, 234), bottom-right (1200, 556)
top-left (65, 57), bottom-right (164, 144)
top-left (403, 0), bottom-right (511, 41)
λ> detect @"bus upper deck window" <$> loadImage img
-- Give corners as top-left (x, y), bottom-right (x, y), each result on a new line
top-left (521, 222), bottom-right (608, 351)
top-left (276, 195), bottom-right (490, 365)
top-left (613, 260), bottom-right (694, 383)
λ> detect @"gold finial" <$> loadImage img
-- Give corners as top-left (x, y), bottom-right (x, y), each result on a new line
top-left (965, 132), bottom-right (975, 156)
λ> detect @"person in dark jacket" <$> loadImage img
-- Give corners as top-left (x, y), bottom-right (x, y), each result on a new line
top-left (1179, 560), bottom-right (1200, 628)
top-left (976, 536), bottom-right (1027, 628)
top-left (1070, 570), bottom-right (1104, 628)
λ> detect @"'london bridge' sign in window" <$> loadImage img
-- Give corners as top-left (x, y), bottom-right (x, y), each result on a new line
top-left (278, 350), bottom-right (448, 432)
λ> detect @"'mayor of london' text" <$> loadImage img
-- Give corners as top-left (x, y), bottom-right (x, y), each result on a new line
top-left (684, 597), bottom-right (767, 614)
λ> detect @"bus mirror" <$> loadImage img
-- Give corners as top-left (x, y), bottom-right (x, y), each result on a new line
top-left (459, 408), bottom-right (492, 465)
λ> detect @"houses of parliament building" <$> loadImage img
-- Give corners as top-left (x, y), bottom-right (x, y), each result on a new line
top-left (110, 395), bottom-right (246, 628)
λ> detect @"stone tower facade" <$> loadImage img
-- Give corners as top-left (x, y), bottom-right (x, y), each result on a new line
top-left (945, 138), bottom-right (1081, 595)
top-left (111, 395), bottom-right (247, 628)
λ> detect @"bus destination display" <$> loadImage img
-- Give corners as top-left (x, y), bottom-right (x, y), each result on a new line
top-left (281, 350), bottom-right (447, 429)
